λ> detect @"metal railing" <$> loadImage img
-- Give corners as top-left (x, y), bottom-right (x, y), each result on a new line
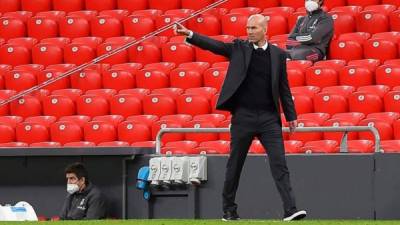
top-left (155, 126), bottom-right (381, 154)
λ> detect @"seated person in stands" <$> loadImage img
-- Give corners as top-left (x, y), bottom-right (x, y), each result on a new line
top-left (60, 162), bottom-right (107, 220)
top-left (287, 0), bottom-right (334, 62)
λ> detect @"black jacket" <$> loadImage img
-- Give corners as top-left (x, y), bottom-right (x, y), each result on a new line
top-left (186, 32), bottom-right (297, 122)
top-left (60, 183), bottom-right (107, 220)
top-left (288, 9), bottom-right (334, 57)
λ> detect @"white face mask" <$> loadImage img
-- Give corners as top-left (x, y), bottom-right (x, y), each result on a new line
top-left (67, 183), bottom-right (80, 194)
top-left (305, 1), bottom-right (319, 12)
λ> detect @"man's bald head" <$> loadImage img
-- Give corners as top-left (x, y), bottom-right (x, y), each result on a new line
top-left (246, 14), bottom-right (268, 45)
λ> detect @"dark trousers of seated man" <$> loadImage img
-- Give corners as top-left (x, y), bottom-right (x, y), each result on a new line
top-left (222, 107), bottom-right (297, 216)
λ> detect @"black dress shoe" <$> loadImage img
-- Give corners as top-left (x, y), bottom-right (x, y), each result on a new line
top-left (222, 211), bottom-right (240, 221)
top-left (283, 210), bottom-right (307, 221)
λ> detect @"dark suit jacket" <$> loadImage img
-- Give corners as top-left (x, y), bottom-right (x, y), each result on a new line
top-left (186, 32), bottom-right (297, 122)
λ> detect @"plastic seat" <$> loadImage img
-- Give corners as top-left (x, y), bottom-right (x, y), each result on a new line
top-left (314, 93), bottom-right (349, 115)
top-left (0, 44), bottom-right (30, 66)
top-left (109, 94), bottom-right (141, 118)
top-left (161, 42), bottom-right (194, 65)
top-left (10, 96), bottom-right (41, 118)
top-left (96, 40), bottom-right (131, 65)
top-left (394, 119), bottom-right (400, 139)
top-left (282, 140), bottom-right (303, 154)
top-left (313, 59), bottom-right (347, 72)
top-left (359, 118), bottom-right (393, 141)
top-left (131, 9), bottom-right (162, 20)
top-left (63, 44), bottom-right (96, 65)
top-left (151, 87), bottom-right (183, 99)
top-left (247, 140), bottom-right (265, 154)
top-left (184, 120), bottom-right (218, 142)
top-left (112, 62), bottom-right (142, 74)
top-left (70, 70), bottom-right (102, 92)
top-left (259, 13), bottom-right (288, 37)
top-left (30, 141), bottom-right (61, 147)
top-left (187, 14), bottom-right (221, 36)
top-left (384, 91), bottom-right (400, 113)
top-left (192, 114), bottom-right (226, 126)
top-left (21, 0), bottom-right (51, 14)
top-left (0, 0), bottom-right (19, 13)
top-left (305, 66), bottom-right (338, 89)
top-left (116, 121), bottom-right (151, 143)
top-left (52, 0), bottom-right (83, 12)
top-left (126, 114), bottom-right (158, 127)
top-left (31, 43), bottom-right (63, 67)
top-left (131, 141), bottom-right (156, 148)
top-left (142, 94), bottom-right (176, 117)
top-left (92, 115), bottom-right (124, 127)
top-left (0, 17), bottom-right (26, 41)
top-left (63, 141), bottom-right (95, 147)
top-left (203, 67), bottom-right (226, 91)
top-left (262, 7), bottom-right (295, 18)
top-left (50, 121), bottom-right (83, 144)
top-left (197, 140), bottom-right (229, 154)
top-left (148, 0), bottom-right (180, 11)
top-left (302, 140), bottom-right (339, 154)
top-left (135, 69), bottom-right (169, 90)
top-left (42, 95), bottom-right (75, 118)
top-left (298, 113), bottom-right (330, 125)
top-left (291, 86), bottom-right (320, 98)
top-left (389, 10), bottom-right (400, 31)
top-left (321, 85), bottom-right (355, 97)
top-left (4, 70), bottom-right (37, 92)
top-left (27, 17), bottom-right (58, 41)
top-left (176, 94), bottom-right (211, 116)
top-left (128, 42), bottom-right (161, 65)
top-left (0, 142), bottom-right (28, 147)
top-left (59, 115), bottom-right (91, 127)
top-left (348, 92), bottom-right (383, 115)
top-left (117, 0), bottom-right (147, 11)
top-left (179, 62), bottom-right (210, 73)
top-left (102, 69), bottom-right (135, 91)
top-left (221, 13), bottom-right (248, 36)
top-left (356, 11), bottom-right (389, 34)
top-left (286, 68), bottom-right (305, 87)
top-left (194, 35), bottom-right (234, 64)
top-left (339, 66), bottom-right (374, 89)
top-left (329, 11), bottom-right (356, 36)
top-left (16, 122), bottom-right (49, 144)
top-left (375, 65), bottom-right (400, 88)
top-left (118, 88), bottom-right (149, 99)
top-left (329, 40), bottom-right (363, 62)
top-left (155, 14), bottom-right (185, 37)
top-left (291, 93), bottom-right (313, 114)
top-left (163, 141), bottom-right (199, 155)
top-left (76, 95), bottom-right (109, 117)
top-left (97, 141), bottom-right (129, 147)
top-left (51, 88), bottom-right (82, 101)
top-left (185, 87), bottom-right (217, 100)
top-left (123, 15), bottom-right (154, 38)
top-left (152, 119), bottom-right (185, 142)
top-left (364, 4), bottom-right (397, 15)
top-left (364, 39), bottom-right (397, 62)
top-left (380, 140), bottom-right (400, 153)
top-left (169, 68), bottom-right (202, 89)
top-left (323, 118), bottom-right (359, 143)
top-left (289, 119), bottom-right (323, 143)
top-left (332, 112), bottom-right (365, 123)
top-left (85, 89), bottom-right (116, 100)
top-left (346, 0), bottom-right (380, 8)
top-left (91, 16), bottom-right (122, 39)
top-left (58, 16), bottom-right (90, 39)
top-left (348, 59), bottom-right (380, 72)
top-left (0, 124), bottom-right (15, 143)
top-left (0, 116), bottom-right (23, 127)
top-left (0, 90), bottom-right (16, 116)
top-left (85, 0), bottom-right (116, 11)
top-left (84, 121), bottom-right (117, 144)
top-left (357, 85), bottom-right (390, 98)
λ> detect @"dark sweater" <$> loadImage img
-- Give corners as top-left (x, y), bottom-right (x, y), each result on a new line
top-left (233, 47), bottom-right (274, 111)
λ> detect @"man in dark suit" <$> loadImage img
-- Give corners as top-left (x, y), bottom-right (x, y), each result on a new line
top-left (175, 14), bottom-right (306, 221)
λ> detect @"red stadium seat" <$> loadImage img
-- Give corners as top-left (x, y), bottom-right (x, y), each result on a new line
top-left (118, 88), bottom-right (149, 99)
top-left (92, 115), bottom-right (123, 127)
top-left (84, 121), bottom-right (117, 144)
top-left (280, 0), bottom-right (303, 9)
top-left (292, 93), bottom-right (314, 114)
top-left (97, 141), bottom-right (129, 147)
top-left (64, 141), bottom-right (95, 147)
top-left (126, 114), bottom-right (158, 127)
top-left (389, 10), bottom-right (400, 31)
top-left (162, 42), bottom-right (194, 65)
top-left (85, 89), bottom-right (116, 100)
top-left (59, 16), bottom-right (90, 39)
top-left (96, 40), bottom-right (131, 65)
top-left (50, 121), bottom-right (82, 144)
top-left (289, 119), bottom-right (323, 143)
top-left (142, 94), bottom-right (176, 117)
top-left (10, 96), bottom-right (41, 118)
top-left (194, 35), bottom-right (234, 63)
top-left (148, 0), bottom-right (180, 11)
top-left (21, 0), bottom-right (51, 14)
top-left (339, 66), bottom-right (374, 89)
top-left (152, 119), bottom-right (185, 142)
top-left (42, 95), bottom-right (75, 118)
top-left (135, 69), bottom-right (169, 90)
top-left (179, 62), bottom-right (210, 73)
top-left (262, 7), bottom-right (295, 18)
top-left (380, 140), bottom-right (400, 153)
top-left (3, 11), bottom-right (32, 22)
top-left (185, 120), bottom-right (219, 142)
top-left (288, 12), bottom-right (307, 30)
top-left (359, 118), bottom-right (393, 141)
top-left (131, 9), bottom-right (162, 20)
top-left (221, 13), bottom-right (248, 36)
top-left (0, 0), bottom-right (20, 13)
top-left (118, 121), bottom-right (151, 143)
top-left (329, 40), bottom-right (363, 62)
top-left (155, 14), bottom-right (185, 37)
top-left (286, 68), bottom-right (305, 87)
top-left (259, 13), bottom-right (288, 37)
top-left (384, 91), bottom-right (400, 113)
top-left (163, 141), bottom-right (199, 155)
top-left (364, 39), bottom-right (398, 62)
top-left (27, 17), bottom-right (58, 41)
top-left (16, 122), bottom-right (49, 144)
top-left (129, 42), bottom-right (161, 65)
top-left (230, 7), bottom-right (261, 16)
top-left (117, 0), bottom-right (147, 11)
top-left (302, 140), bottom-right (339, 154)
top-left (99, 9), bottom-right (129, 20)
top-left (321, 86), bottom-right (355, 97)
top-left (323, 118), bottom-right (359, 143)
top-left (32, 43), bottom-right (63, 67)
top-left (197, 140), bottom-right (230, 154)
top-left (52, 88), bottom-right (82, 101)
top-left (305, 66), bottom-right (338, 89)
top-left (0, 17), bottom-right (26, 41)
top-left (59, 115), bottom-right (90, 127)
top-left (112, 62), bottom-right (142, 74)
top-left (284, 140), bottom-right (304, 154)
top-left (0, 90), bottom-right (16, 116)
top-left (24, 116), bottom-right (56, 128)
top-left (123, 15), bottom-right (155, 38)
top-left (180, 0), bottom-right (212, 10)
top-left (348, 59), bottom-right (381, 72)
top-left (348, 92), bottom-right (383, 115)
top-left (291, 86), bottom-right (320, 99)
top-left (203, 67), bottom-right (226, 91)
top-left (185, 87), bottom-right (217, 100)
top-left (332, 112), bottom-right (365, 123)
top-left (364, 4), bottom-right (397, 15)
top-left (247, 0), bottom-right (278, 8)
top-left (187, 14), bottom-right (221, 36)
top-left (109, 94), bottom-right (142, 118)
top-left (85, 0), bottom-right (116, 11)
top-left (248, 140), bottom-right (265, 154)
top-left (0, 124), bottom-right (15, 143)
top-left (53, 0), bottom-right (84, 12)
top-left (346, 0), bottom-right (380, 8)
top-left (4, 70), bottom-right (36, 92)
top-left (0, 44), bottom-right (30, 66)
top-left (323, 0), bottom-right (347, 10)
top-left (367, 112), bottom-right (400, 121)
top-left (314, 60), bottom-right (347, 72)
top-left (357, 85), bottom-right (390, 98)
top-left (151, 88), bottom-right (183, 99)
top-left (102, 69), bottom-right (135, 91)
top-left (91, 16), bottom-right (122, 39)
top-left (8, 37), bottom-right (37, 49)
top-left (70, 70), bottom-right (102, 92)
top-left (64, 43), bottom-right (96, 65)
top-left (76, 95), bottom-right (109, 117)
top-left (169, 68), bottom-right (202, 89)
top-left (176, 94), bottom-right (211, 116)
top-left (298, 113), bottom-right (330, 125)
top-left (0, 142), bottom-right (28, 147)
top-left (0, 115), bottom-right (23, 127)
top-left (31, 141), bottom-right (61, 147)
top-left (394, 119), bottom-right (400, 139)
top-left (375, 65), bottom-right (400, 88)
top-left (193, 113), bottom-right (225, 126)
top-left (356, 11), bottom-right (389, 34)
top-left (131, 141), bottom-right (156, 148)
top-left (329, 11), bottom-right (356, 36)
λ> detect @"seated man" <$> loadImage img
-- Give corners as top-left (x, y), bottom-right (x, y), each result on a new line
top-left (60, 163), bottom-right (107, 220)
top-left (287, 0), bottom-right (334, 62)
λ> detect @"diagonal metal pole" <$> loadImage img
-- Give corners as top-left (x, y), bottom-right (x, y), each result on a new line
top-left (0, 0), bottom-right (229, 107)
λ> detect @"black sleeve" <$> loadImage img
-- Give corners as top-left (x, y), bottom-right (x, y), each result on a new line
top-left (279, 53), bottom-right (297, 122)
top-left (294, 16), bottom-right (334, 45)
top-left (186, 32), bottom-right (234, 58)
top-left (59, 197), bottom-right (70, 220)
top-left (84, 194), bottom-right (107, 220)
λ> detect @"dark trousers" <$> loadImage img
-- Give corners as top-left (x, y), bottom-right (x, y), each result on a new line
top-left (222, 107), bottom-right (297, 216)
top-left (288, 45), bottom-right (323, 62)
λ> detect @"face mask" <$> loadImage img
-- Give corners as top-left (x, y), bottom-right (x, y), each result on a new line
top-left (67, 183), bottom-right (79, 194)
top-left (305, 1), bottom-right (319, 12)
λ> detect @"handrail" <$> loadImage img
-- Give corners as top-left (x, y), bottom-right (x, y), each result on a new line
top-left (155, 126), bottom-right (381, 155)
